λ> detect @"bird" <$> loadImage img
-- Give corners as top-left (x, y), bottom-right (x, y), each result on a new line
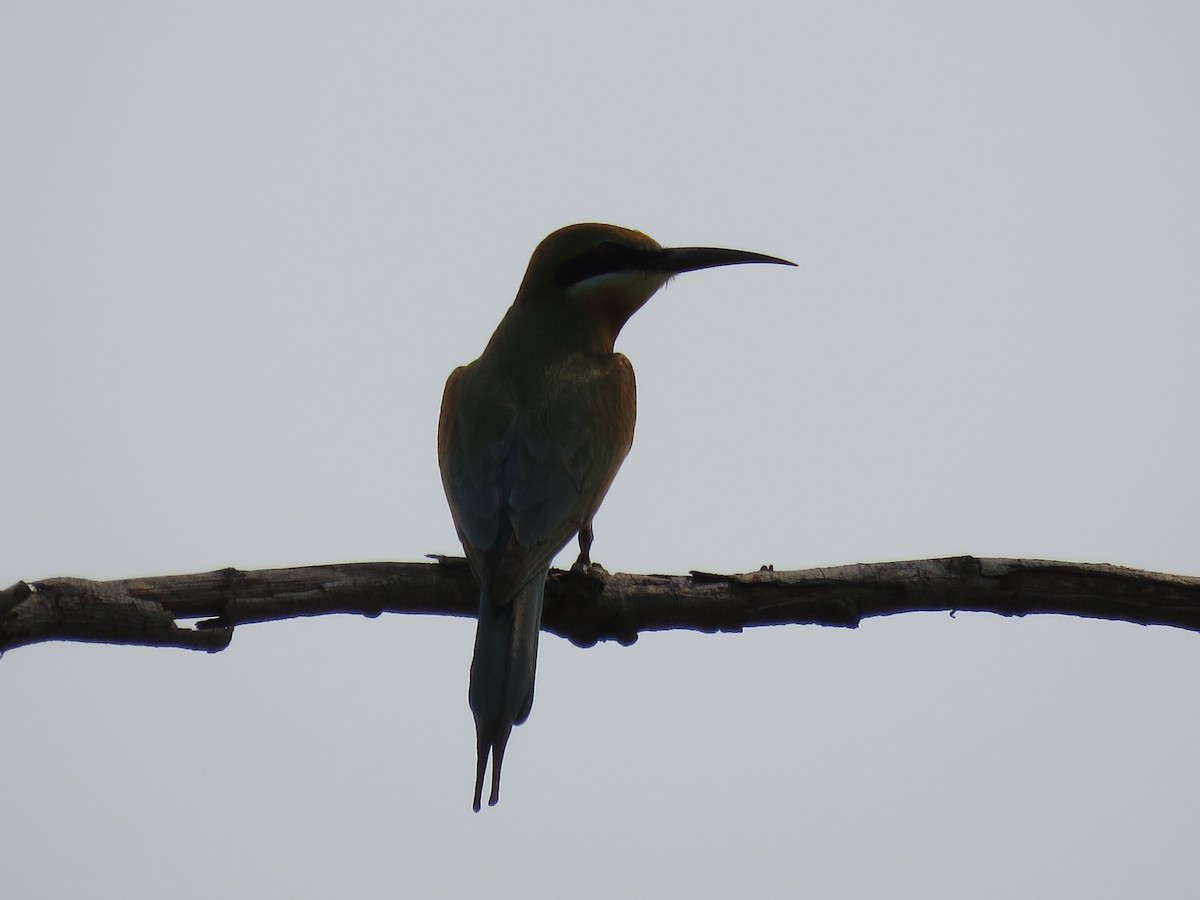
top-left (437, 223), bottom-right (796, 811)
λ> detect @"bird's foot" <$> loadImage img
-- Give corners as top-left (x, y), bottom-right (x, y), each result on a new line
top-left (571, 553), bottom-right (611, 578)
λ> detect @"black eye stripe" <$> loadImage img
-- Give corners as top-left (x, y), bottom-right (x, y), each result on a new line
top-left (554, 241), bottom-right (652, 286)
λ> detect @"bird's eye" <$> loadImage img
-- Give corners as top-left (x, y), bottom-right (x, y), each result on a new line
top-left (555, 241), bottom-right (644, 286)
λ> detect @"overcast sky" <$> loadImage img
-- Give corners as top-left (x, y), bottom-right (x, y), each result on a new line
top-left (4, 3), bottom-right (1199, 897)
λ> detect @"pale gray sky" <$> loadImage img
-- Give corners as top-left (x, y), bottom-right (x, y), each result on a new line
top-left (4, 3), bottom-right (1199, 897)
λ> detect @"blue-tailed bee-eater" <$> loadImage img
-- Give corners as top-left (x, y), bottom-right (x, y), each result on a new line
top-left (438, 223), bottom-right (796, 810)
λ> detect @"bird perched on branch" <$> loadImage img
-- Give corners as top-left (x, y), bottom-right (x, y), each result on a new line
top-left (438, 223), bottom-right (795, 810)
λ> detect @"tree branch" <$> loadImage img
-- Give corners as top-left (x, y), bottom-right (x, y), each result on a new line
top-left (4, 556), bottom-right (1199, 655)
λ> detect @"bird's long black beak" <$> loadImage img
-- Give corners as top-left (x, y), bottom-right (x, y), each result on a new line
top-left (655, 246), bottom-right (797, 276)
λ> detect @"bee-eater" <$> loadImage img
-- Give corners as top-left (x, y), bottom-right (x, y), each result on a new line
top-left (438, 223), bottom-right (796, 810)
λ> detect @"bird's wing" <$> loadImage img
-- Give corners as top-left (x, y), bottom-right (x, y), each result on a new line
top-left (438, 355), bottom-right (636, 605)
top-left (438, 363), bottom-right (509, 592)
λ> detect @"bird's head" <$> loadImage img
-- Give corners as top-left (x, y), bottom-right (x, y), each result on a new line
top-left (514, 223), bottom-right (796, 351)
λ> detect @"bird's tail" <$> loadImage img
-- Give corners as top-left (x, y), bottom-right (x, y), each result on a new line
top-left (469, 572), bottom-right (546, 811)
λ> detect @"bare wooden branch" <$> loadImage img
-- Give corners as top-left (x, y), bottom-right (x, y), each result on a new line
top-left (4, 556), bottom-right (1199, 655)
